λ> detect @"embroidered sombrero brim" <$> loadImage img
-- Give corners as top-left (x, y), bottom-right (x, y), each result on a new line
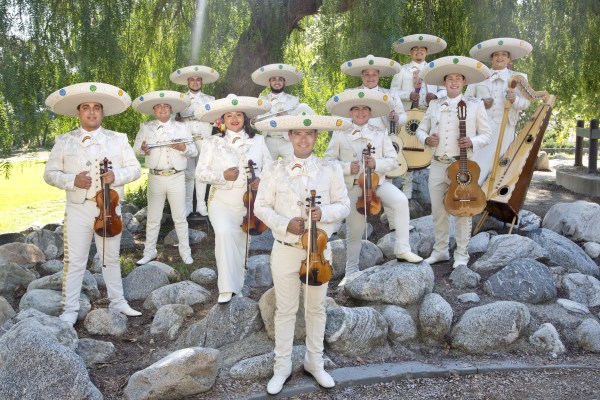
top-left (420, 56), bottom-right (491, 86)
top-left (195, 94), bottom-right (271, 122)
top-left (469, 37), bottom-right (533, 61)
top-left (45, 82), bottom-right (131, 117)
top-left (251, 63), bottom-right (303, 86)
top-left (170, 65), bottom-right (220, 85)
top-left (256, 115), bottom-right (350, 132)
top-left (340, 55), bottom-right (401, 77)
top-left (132, 90), bottom-right (189, 115)
top-left (326, 88), bottom-right (393, 118)
top-left (392, 34), bottom-right (447, 55)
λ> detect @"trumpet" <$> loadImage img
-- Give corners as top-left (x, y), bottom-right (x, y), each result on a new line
top-left (146, 138), bottom-right (194, 149)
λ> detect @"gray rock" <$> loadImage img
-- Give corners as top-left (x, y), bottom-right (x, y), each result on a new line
top-left (151, 304), bottom-right (194, 340)
top-left (563, 273), bottom-right (600, 307)
top-left (84, 308), bottom-right (128, 336)
top-left (344, 260), bottom-right (434, 306)
top-left (377, 215), bottom-right (446, 258)
top-left (575, 318), bottom-right (600, 353)
top-left (244, 254), bottom-right (273, 288)
top-left (583, 242), bottom-right (600, 259)
top-left (93, 273), bottom-right (105, 289)
top-left (143, 281), bottom-right (211, 311)
top-left (542, 201), bottom-right (600, 243)
top-left (418, 293), bottom-right (453, 342)
top-left (0, 242), bottom-right (45, 267)
top-left (0, 232), bottom-right (26, 245)
top-left (0, 318), bottom-right (101, 400)
top-left (330, 239), bottom-right (346, 279)
top-left (0, 308), bottom-right (78, 349)
top-left (122, 212), bottom-right (140, 233)
top-left (25, 229), bottom-right (64, 260)
top-left (123, 263), bottom-right (170, 301)
top-left (410, 169), bottom-right (432, 210)
top-left (518, 210), bottom-right (542, 232)
top-left (549, 266), bottom-right (566, 289)
top-left (472, 213), bottom-right (505, 233)
top-left (330, 239), bottom-right (384, 279)
top-left (27, 270), bottom-right (99, 301)
top-left (380, 305), bottom-right (417, 343)
top-left (556, 298), bottom-right (590, 315)
top-left (190, 268), bottom-right (217, 286)
top-left (449, 265), bottom-right (481, 289)
top-left (483, 259), bottom-right (557, 303)
top-left (324, 305), bottom-right (387, 356)
top-left (527, 228), bottom-right (600, 277)
top-left (40, 259), bottom-right (64, 274)
top-left (90, 254), bottom-right (102, 273)
top-left (120, 228), bottom-right (137, 251)
top-left (249, 229), bottom-right (275, 251)
top-left (471, 235), bottom-right (549, 273)
top-left (134, 207), bottom-right (148, 224)
top-left (0, 297), bottom-right (15, 325)
top-left (458, 292), bottom-right (480, 303)
top-left (0, 262), bottom-right (36, 300)
top-left (451, 301), bottom-right (531, 354)
top-left (337, 222), bottom-right (373, 240)
top-left (468, 232), bottom-right (492, 254)
top-left (123, 347), bottom-right (219, 400)
top-left (19, 289), bottom-right (91, 321)
top-left (529, 323), bottom-right (565, 355)
top-left (76, 338), bottom-right (116, 366)
top-left (535, 151), bottom-right (550, 171)
top-left (164, 228), bottom-right (207, 246)
top-left (229, 345), bottom-right (323, 380)
top-left (145, 260), bottom-right (178, 280)
top-left (121, 203), bottom-right (139, 215)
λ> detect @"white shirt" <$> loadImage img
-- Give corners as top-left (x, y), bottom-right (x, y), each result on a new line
top-left (390, 60), bottom-right (447, 110)
top-left (133, 119), bottom-right (197, 170)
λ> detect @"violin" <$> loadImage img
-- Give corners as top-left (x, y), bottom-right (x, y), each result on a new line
top-left (241, 159), bottom-right (267, 236)
top-left (356, 143), bottom-right (382, 216)
top-left (94, 157), bottom-right (123, 238)
top-left (299, 190), bottom-right (332, 286)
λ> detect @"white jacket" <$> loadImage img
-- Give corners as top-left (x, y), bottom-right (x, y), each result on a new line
top-left (133, 120), bottom-right (197, 170)
top-left (391, 61), bottom-right (447, 110)
top-left (180, 91), bottom-right (215, 139)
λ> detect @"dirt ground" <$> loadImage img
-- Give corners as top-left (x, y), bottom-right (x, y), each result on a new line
top-left (81, 160), bottom-right (600, 399)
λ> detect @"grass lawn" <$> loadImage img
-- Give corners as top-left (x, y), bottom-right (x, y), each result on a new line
top-left (0, 159), bottom-right (148, 234)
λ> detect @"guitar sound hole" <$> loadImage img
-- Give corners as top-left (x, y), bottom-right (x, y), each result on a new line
top-left (407, 120), bottom-right (419, 134)
top-left (457, 172), bottom-right (471, 185)
top-left (526, 134), bottom-right (534, 143)
top-left (499, 186), bottom-right (510, 196)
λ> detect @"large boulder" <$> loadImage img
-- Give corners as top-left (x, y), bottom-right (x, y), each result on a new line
top-left (0, 233), bottom-right (26, 246)
top-left (449, 265), bottom-right (481, 289)
top-left (0, 297), bottom-right (15, 325)
top-left (76, 338), bottom-right (116, 366)
top-left (0, 242), bottom-right (45, 266)
top-left (25, 229), bottom-right (64, 260)
top-left (471, 235), bottom-right (549, 273)
top-left (563, 273), bottom-right (600, 307)
top-left (123, 263), bottom-right (170, 301)
top-left (244, 254), bottom-right (273, 288)
top-left (517, 210), bottom-right (542, 232)
top-left (324, 305), bottom-right (387, 356)
top-left (542, 201), bottom-right (600, 243)
top-left (378, 305), bottom-right (417, 343)
top-left (27, 270), bottom-right (99, 302)
top-left (190, 268), bottom-right (217, 286)
top-left (151, 304), bottom-right (194, 340)
top-left (575, 318), bottom-right (600, 353)
top-left (164, 228), bottom-right (207, 246)
top-left (143, 281), bottom-right (211, 311)
top-left (0, 262), bottom-right (36, 300)
top-left (483, 259), bottom-right (557, 303)
top-left (249, 228), bottom-right (275, 251)
top-left (330, 239), bottom-right (383, 279)
top-left (529, 323), bottom-right (565, 355)
top-left (451, 301), bottom-right (531, 354)
top-left (19, 289), bottom-right (91, 321)
top-left (0, 308), bottom-right (78, 349)
top-left (418, 293), bottom-right (453, 343)
top-left (120, 228), bottom-right (137, 251)
top-left (377, 215), bottom-right (454, 258)
top-left (84, 309), bottom-right (128, 336)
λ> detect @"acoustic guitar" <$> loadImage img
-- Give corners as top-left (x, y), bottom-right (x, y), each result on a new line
top-left (386, 120), bottom-right (408, 178)
top-left (443, 100), bottom-right (486, 217)
top-left (399, 109), bottom-right (432, 170)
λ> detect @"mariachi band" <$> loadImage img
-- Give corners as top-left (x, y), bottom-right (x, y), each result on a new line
top-left (44, 35), bottom-right (540, 394)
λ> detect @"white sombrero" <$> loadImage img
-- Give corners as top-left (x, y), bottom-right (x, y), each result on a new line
top-left (340, 55), bottom-right (401, 77)
top-left (132, 90), bottom-right (189, 115)
top-left (170, 65), bottom-right (220, 85)
top-left (45, 82), bottom-right (131, 117)
top-left (195, 94), bottom-right (271, 122)
top-left (255, 104), bottom-right (350, 132)
top-left (469, 38), bottom-right (533, 62)
top-left (326, 89), bottom-right (393, 118)
top-left (251, 63), bottom-right (303, 86)
top-left (392, 34), bottom-right (447, 55)
top-left (420, 56), bottom-right (491, 86)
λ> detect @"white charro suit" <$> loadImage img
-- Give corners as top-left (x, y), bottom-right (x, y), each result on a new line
top-left (257, 92), bottom-right (300, 160)
top-left (254, 154), bottom-right (349, 376)
top-left (464, 69), bottom-right (530, 184)
top-left (416, 95), bottom-right (492, 264)
top-left (44, 127), bottom-right (141, 318)
top-left (133, 119), bottom-right (197, 261)
top-left (324, 123), bottom-right (412, 275)
top-left (350, 85), bottom-right (407, 129)
top-left (196, 129), bottom-right (272, 296)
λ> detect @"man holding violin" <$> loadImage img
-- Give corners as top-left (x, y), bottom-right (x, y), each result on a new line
top-left (133, 90), bottom-right (198, 266)
top-left (254, 110), bottom-right (350, 395)
top-left (44, 82), bottom-right (142, 326)
top-left (325, 89), bottom-right (423, 286)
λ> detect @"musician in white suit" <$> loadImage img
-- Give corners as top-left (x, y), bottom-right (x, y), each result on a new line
top-left (325, 89), bottom-right (423, 286)
top-left (251, 63), bottom-right (302, 160)
top-left (170, 65), bottom-right (220, 216)
top-left (195, 94), bottom-right (271, 304)
top-left (415, 56), bottom-right (492, 268)
top-left (254, 112), bottom-right (350, 395)
top-left (44, 82), bottom-right (142, 325)
top-left (133, 91), bottom-right (197, 266)
top-left (465, 38), bottom-right (532, 185)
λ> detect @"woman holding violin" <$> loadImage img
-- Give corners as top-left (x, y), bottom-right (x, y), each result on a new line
top-left (195, 94), bottom-right (271, 304)
top-left (325, 89), bottom-right (423, 286)
top-left (254, 111), bottom-right (350, 395)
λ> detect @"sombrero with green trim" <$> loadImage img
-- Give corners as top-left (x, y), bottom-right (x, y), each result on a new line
top-left (195, 94), bottom-right (271, 122)
top-left (170, 65), bottom-right (220, 85)
top-left (45, 82), bottom-right (131, 117)
top-left (251, 63), bottom-right (303, 86)
top-left (420, 56), bottom-right (491, 86)
top-left (326, 88), bottom-right (392, 118)
top-left (340, 54), bottom-right (401, 77)
top-left (132, 90), bottom-right (189, 115)
top-left (392, 34), bottom-right (447, 55)
top-left (469, 38), bottom-right (533, 62)
top-left (255, 104), bottom-right (350, 132)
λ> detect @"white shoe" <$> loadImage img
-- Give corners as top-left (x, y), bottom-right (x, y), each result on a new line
top-left (183, 255), bottom-right (194, 265)
top-left (304, 366), bottom-right (335, 388)
top-left (218, 292), bottom-right (232, 304)
top-left (136, 254), bottom-right (157, 265)
top-left (424, 253), bottom-right (450, 265)
top-left (197, 203), bottom-right (208, 216)
top-left (117, 306), bottom-right (142, 317)
top-left (396, 251), bottom-right (423, 263)
top-left (267, 374), bottom-right (290, 395)
top-left (59, 312), bottom-right (78, 326)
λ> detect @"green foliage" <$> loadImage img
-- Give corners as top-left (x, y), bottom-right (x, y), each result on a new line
top-left (120, 255), bottom-right (136, 277)
top-left (124, 179), bottom-right (148, 210)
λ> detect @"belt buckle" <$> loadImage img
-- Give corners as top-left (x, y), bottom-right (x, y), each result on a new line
top-left (159, 169), bottom-right (176, 176)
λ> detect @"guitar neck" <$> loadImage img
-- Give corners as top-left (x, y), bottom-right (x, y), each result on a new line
top-left (459, 119), bottom-right (467, 171)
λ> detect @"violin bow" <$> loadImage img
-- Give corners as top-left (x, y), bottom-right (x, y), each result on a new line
top-left (303, 198), bottom-right (312, 322)
top-left (243, 161), bottom-right (252, 270)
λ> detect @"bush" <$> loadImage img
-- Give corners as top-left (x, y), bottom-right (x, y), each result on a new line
top-left (125, 180), bottom-right (148, 209)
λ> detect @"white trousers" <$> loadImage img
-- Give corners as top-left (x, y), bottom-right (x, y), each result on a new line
top-left (346, 182), bottom-right (411, 274)
top-left (144, 172), bottom-right (191, 260)
top-left (471, 119), bottom-right (517, 185)
top-left (62, 201), bottom-right (128, 315)
top-left (209, 186), bottom-right (247, 294)
top-left (401, 170), bottom-right (414, 199)
top-left (429, 159), bottom-right (471, 262)
top-left (271, 241), bottom-right (328, 376)
top-left (265, 136), bottom-right (293, 160)
top-left (185, 140), bottom-right (208, 214)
